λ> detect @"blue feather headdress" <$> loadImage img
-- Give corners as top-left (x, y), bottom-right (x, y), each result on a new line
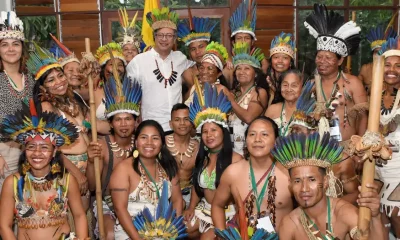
top-left (133, 181), bottom-right (188, 239)
top-left (288, 81), bottom-right (317, 130)
top-left (215, 227), bottom-right (278, 240)
top-left (49, 33), bottom-right (80, 67)
top-left (230, 0), bottom-right (257, 40)
top-left (367, 25), bottom-right (397, 51)
top-left (232, 42), bottom-right (264, 69)
top-left (379, 36), bottom-right (400, 58)
top-left (0, 99), bottom-right (78, 147)
top-left (26, 42), bottom-right (61, 81)
top-left (270, 32), bottom-right (296, 59)
top-left (271, 132), bottom-right (343, 170)
top-left (0, 11), bottom-right (24, 41)
top-left (189, 82), bottom-right (231, 131)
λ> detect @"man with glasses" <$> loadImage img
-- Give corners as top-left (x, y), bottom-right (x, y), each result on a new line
top-left (126, 7), bottom-right (194, 134)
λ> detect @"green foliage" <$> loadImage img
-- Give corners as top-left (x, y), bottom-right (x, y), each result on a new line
top-left (20, 16), bottom-right (57, 48)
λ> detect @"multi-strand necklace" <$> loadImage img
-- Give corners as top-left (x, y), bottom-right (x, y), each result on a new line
top-left (109, 136), bottom-right (135, 158)
top-left (381, 88), bottom-right (399, 115)
top-left (166, 135), bottom-right (196, 165)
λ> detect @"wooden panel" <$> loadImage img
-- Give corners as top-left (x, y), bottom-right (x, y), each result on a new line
top-left (257, 0), bottom-right (294, 6)
top-left (256, 8), bottom-right (294, 29)
top-left (16, 0), bottom-right (53, 5)
top-left (60, 14), bottom-right (100, 57)
top-left (16, 6), bottom-right (54, 15)
top-left (59, 0), bottom-right (98, 12)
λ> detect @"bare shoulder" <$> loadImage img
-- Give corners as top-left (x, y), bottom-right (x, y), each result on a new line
top-left (41, 101), bottom-right (55, 112)
top-left (334, 197), bottom-right (357, 217)
top-left (223, 159), bottom-right (247, 179)
top-left (275, 161), bottom-right (290, 178)
top-left (279, 209), bottom-right (300, 236)
top-left (265, 102), bottom-right (282, 118)
top-left (344, 73), bottom-right (364, 89)
top-left (113, 157), bottom-right (134, 173)
top-left (232, 152), bottom-right (244, 163)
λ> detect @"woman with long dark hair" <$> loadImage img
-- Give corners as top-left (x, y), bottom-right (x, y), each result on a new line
top-left (228, 42), bottom-right (269, 155)
top-left (184, 83), bottom-right (241, 239)
top-left (0, 11), bottom-right (35, 194)
top-left (0, 100), bottom-right (88, 240)
top-left (267, 32), bottom-right (296, 105)
top-left (109, 120), bottom-right (182, 239)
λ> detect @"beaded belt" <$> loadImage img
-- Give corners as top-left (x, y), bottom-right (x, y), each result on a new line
top-left (17, 215), bottom-right (67, 229)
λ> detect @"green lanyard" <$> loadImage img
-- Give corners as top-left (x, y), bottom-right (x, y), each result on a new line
top-left (139, 159), bottom-right (161, 200)
top-left (235, 85), bottom-right (255, 102)
top-left (303, 196), bottom-right (333, 240)
top-left (320, 73), bottom-right (340, 108)
top-left (249, 160), bottom-right (275, 213)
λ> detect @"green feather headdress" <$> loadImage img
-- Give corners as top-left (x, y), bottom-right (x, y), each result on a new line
top-left (232, 42), bottom-right (264, 69)
top-left (271, 132), bottom-right (343, 169)
top-left (26, 42), bottom-right (61, 81)
top-left (201, 41), bottom-right (228, 71)
top-left (146, 7), bottom-right (179, 31)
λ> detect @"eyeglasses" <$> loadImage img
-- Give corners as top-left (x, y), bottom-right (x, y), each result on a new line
top-left (155, 34), bottom-right (175, 40)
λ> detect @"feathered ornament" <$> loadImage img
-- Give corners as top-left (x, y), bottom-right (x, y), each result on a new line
top-left (232, 41), bottom-right (264, 69)
top-left (26, 41), bottom-right (61, 80)
top-left (201, 41), bottom-right (229, 71)
top-left (95, 42), bottom-right (126, 66)
top-left (133, 181), bottom-right (188, 239)
top-left (146, 7), bottom-right (179, 31)
top-left (0, 99), bottom-right (78, 147)
top-left (269, 32), bottom-right (296, 58)
top-left (304, 4), bottom-right (361, 57)
top-left (49, 33), bottom-right (80, 67)
top-left (0, 11), bottom-right (24, 41)
top-left (367, 14), bottom-right (398, 51)
top-left (189, 82), bottom-right (231, 131)
top-left (379, 36), bottom-right (400, 59)
top-left (116, 8), bottom-right (142, 51)
top-left (177, 2), bottom-right (217, 46)
top-left (288, 81), bottom-right (317, 130)
top-left (271, 132), bottom-right (343, 170)
top-left (230, 0), bottom-right (257, 40)
top-left (103, 48), bottom-right (142, 119)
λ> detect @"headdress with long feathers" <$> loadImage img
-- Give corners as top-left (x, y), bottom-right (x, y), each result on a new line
top-left (230, 0), bottom-right (257, 40)
top-left (26, 42), bottom-right (61, 81)
top-left (49, 33), bottom-right (80, 67)
top-left (304, 4), bottom-right (361, 57)
top-left (232, 42), bottom-right (264, 69)
top-left (116, 8), bottom-right (142, 51)
top-left (146, 7), bottom-right (179, 31)
top-left (271, 132), bottom-right (343, 169)
top-left (379, 36), bottom-right (400, 58)
top-left (95, 42), bottom-right (126, 66)
top-left (0, 99), bottom-right (78, 147)
top-left (270, 32), bottom-right (296, 59)
top-left (289, 81), bottom-right (317, 130)
top-left (367, 25), bottom-right (397, 51)
top-left (0, 11), bottom-right (24, 41)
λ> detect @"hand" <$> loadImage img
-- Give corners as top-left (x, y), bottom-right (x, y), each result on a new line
top-left (183, 207), bottom-right (195, 222)
top-left (357, 183), bottom-right (381, 217)
top-left (73, 170), bottom-right (89, 195)
top-left (0, 155), bottom-right (9, 179)
top-left (226, 60), bottom-right (234, 70)
top-left (87, 142), bottom-right (102, 163)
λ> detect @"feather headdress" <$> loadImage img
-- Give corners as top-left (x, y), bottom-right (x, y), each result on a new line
top-left (49, 33), bottom-right (80, 67)
top-left (367, 26), bottom-right (397, 51)
top-left (379, 36), bottom-right (400, 58)
top-left (0, 99), bottom-right (78, 147)
top-left (270, 32), bottom-right (296, 59)
top-left (189, 82), bottom-right (231, 131)
top-left (146, 7), bottom-right (179, 31)
top-left (133, 181), bottom-right (188, 239)
top-left (0, 11), bottom-right (24, 41)
top-left (271, 132), bottom-right (343, 169)
top-left (95, 42), bottom-right (126, 66)
top-left (230, 0), bottom-right (257, 40)
top-left (26, 42), bottom-right (61, 81)
top-left (304, 4), bottom-right (361, 57)
top-left (232, 42), bottom-right (264, 69)
top-left (116, 8), bottom-right (142, 51)
top-left (289, 81), bottom-right (317, 130)
top-left (201, 41), bottom-right (229, 71)
top-left (177, 4), bottom-right (217, 46)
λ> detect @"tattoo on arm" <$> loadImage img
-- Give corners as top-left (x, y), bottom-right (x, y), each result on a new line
top-left (110, 188), bottom-right (128, 192)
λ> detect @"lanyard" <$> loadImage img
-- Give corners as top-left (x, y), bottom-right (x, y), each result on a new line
top-left (249, 160), bottom-right (275, 213)
top-left (303, 196), bottom-right (333, 240)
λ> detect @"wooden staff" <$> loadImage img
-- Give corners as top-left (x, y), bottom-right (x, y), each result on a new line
top-left (85, 38), bottom-right (105, 239)
top-left (346, 11), bottom-right (356, 73)
top-left (357, 54), bottom-right (384, 240)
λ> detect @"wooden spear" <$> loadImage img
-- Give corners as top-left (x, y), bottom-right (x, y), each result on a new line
top-left (346, 11), bottom-right (356, 73)
top-left (357, 54), bottom-right (384, 240)
top-left (85, 38), bottom-right (105, 239)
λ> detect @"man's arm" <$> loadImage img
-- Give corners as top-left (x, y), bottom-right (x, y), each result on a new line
top-left (211, 166), bottom-right (234, 230)
top-left (182, 68), bottom-right (194, 101)
top-left (349, 75), bottom-right (368, 136)
top-left (338, 157), bottom-right (359, 204)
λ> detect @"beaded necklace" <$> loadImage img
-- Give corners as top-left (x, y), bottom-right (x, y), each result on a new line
top-left (153, 60), bottom-right (178, 88)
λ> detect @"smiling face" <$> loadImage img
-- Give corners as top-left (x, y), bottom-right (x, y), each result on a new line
top-left (271, 53), bottom-right (291, 73)
top-left (315, 51), bottom-right (343, 76)
top-left (384, 56), bottom-right (400, 86)
top-left (235, 64), bottom-right (256, 85)
top-left (104, 58), bottom-right (125, 82)
top-left (0, 39), bottom-right (23, 65)
top-left (122, 43), bottom-right (139, 63)
top-left (189, 41), bottom-right (208, 64)
top-left (201, 122), bottom-right (224, 151)
top-left (246, 119), bottom-right (276, 158)
top-left (136, 125), bottom-right (162, 160)
top-left (43, 68), bottom-right (68, 96)
top-left (154, 28), bottom-right (176, 53)
top-left (281, 72), bottom-right (302, 102)
top-left (198, 61), bottom-right (221, 83)
top-left (110, 113), bottom-right (136, 138)
top-left (170, 109), bottom-right (192, 137)
top-left (25, 140), bottom-right (55, 172)
top-left (289, 166), bottom-right (327, 209)
top-left (63, 61), bottom-right (83, 87)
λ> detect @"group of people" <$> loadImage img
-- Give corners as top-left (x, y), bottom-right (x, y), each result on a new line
top-left (0, 1), bottom-right (398, 240)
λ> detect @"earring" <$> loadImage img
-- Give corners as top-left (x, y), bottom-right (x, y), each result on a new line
top-left (204, 146), bottom-right (208, 152)
top-left (133, 150), bottom-right (139, 158)
top-left (158, 152), bottom-right (162, 159)
top-left (51, 163), bottom-right (61, 174)
top-left (22, 162), bottom-right (31, 175)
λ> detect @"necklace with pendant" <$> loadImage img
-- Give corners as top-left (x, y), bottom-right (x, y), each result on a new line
top-left (109, 136), bottom-right (135, 158)
top-left (153, 60), bottom-right (178, 88)
top-left (166, 135), bottom-right (196, 165)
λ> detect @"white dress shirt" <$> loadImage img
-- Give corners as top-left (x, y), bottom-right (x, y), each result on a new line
top-left (127, 48), bottom-right (194, 131)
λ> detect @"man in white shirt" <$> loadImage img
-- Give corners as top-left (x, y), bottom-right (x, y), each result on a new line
top-left (126, 7), bottom-right (194, 133)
